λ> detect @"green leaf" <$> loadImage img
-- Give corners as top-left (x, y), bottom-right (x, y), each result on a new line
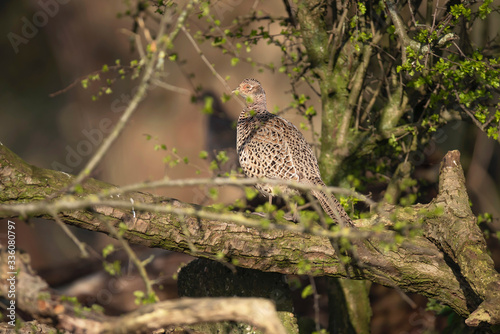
top-left (450, 4), bottom-right (471, 20)
top-left (208, 187), bottom-right (218, 200)
top-left (245, 187), bottom-right (259, 200)
top-left (221, 93), bottom-right (231, 103)
top-left (209, 160), bottom-right (218, 170)
top-left (350, 15), bottom-right (358, 28)
top-left (216, 150), bottom-right (229, 164)
top-left (199, 150), bottom-right (209, 159)
top-left (133, 290), bottom-right (145, 305)
top-left (103, 260), bottom-right (121, 276)
top-left (305, 106), bottom-right (316, 116)
top-left (487, 126), bottom-right (499, 140)
top-left (202, 95), bottom-right (214, 114)
top-left (301, 285), bottom-right (314, 299)
top-left (479, 0), bottom-right (493, 19)
top-left (102, 244), bottom-right (115, 258)
top-left (358, 2), bottom-right (367, 15)
top-left (118, 222), bottom-right (128, 236)
top-left (74, 184), bottom-right (84, 194)
top-left (231, 57), bottom-right (240, 66)
top-left (154, 144), bottom-right (167, 151)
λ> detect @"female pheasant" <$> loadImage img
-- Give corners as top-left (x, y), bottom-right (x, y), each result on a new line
top-left (234, 78), bottom-right (353, 227)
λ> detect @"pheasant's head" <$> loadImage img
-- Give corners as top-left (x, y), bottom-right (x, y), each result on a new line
top-left (233, 78), bottom-right (265, 104)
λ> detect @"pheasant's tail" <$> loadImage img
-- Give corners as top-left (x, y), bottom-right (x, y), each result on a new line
top-left (311, 188), bottom-right (354, 227)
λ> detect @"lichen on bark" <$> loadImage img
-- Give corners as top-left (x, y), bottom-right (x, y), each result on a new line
top-left (1, 144), bottom-right (500, 327)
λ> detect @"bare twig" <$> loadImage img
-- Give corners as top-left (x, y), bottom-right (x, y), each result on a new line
top-left (96, 176), bottom-right (376, 207)
top-left (119, 28), bottom-right (146, 60)
top-left (50, 210), bottom-right (89, 258)
top-left (347, 31), bottom-right (383, 109)
top-left (283, 0), bottom-right (297, 27)
top-left (329, 1), bottom-right (350, 61)
top-left (308, 276), bottom-right (321, 333)
top-left (136, 16), bottom-right (153, 44)
top-left (48, 65), bottom-right (134, 98)
top-left (99, 214), bottom-right (159, 302)
top-left (181, 25), bottom-right (246, 108)
top-left (453, 90), bottom-right (487, 130)
top-left (152, 78), bottom-right (192, 95)
top-left (0, 198), bottom-right (378, 241)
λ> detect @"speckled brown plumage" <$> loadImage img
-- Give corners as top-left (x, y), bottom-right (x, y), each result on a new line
top-left (234, 78), bottom-right (353, 227)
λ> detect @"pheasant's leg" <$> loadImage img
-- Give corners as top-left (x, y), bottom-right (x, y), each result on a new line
top-left (291, 201), bottom-right (299, 222)
top-left (282, 197), bottom-right (299, 222)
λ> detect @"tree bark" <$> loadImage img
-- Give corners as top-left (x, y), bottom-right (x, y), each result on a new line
top-left (0, 249), bottom-right (287, 334)
top-left (1, 144), bottom-right (499, 327)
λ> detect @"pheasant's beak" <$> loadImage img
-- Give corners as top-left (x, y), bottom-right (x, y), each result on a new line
top-left (232, 87), bottom-right (240, 96)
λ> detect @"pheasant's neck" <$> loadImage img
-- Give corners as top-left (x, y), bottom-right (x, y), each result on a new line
top-left (240, 95), bottom-right (267, 118)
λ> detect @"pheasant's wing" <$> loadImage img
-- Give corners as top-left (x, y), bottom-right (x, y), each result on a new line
top-left (238, 114), bottom-right (320, 182)
top-left (276, 119), bottom-right (354, 225)
top-left (238, 115), bottom-right (296, 181)
top-left (278, 118), bottom-right (322, 181)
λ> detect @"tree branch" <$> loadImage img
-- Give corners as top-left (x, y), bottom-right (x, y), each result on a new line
top-left (384, 0), bottom-right (458, 62)
top-left (1, 143), bottom-right (500, 326)
top-left (0, 249), bottom-right (287, 334)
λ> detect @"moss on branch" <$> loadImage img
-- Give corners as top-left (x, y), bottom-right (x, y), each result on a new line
top-left (1, 144), bottom-right (500, 326)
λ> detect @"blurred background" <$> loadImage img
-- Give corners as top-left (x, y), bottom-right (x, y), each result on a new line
top-left (0, 0), bottom-right (499, 333)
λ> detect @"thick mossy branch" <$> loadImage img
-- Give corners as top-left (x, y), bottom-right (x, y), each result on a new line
top-left (428, 151), bottom-right (500, 326)
top-left (296, 0), bottom-right (329, 69)
top-left (1, 144), bottom-right (500, 326)
top-left (296, 1), bottom-right (382, 183)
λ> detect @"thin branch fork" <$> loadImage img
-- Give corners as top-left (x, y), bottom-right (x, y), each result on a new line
top-left (1, 144), bottom-right (500, 327)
